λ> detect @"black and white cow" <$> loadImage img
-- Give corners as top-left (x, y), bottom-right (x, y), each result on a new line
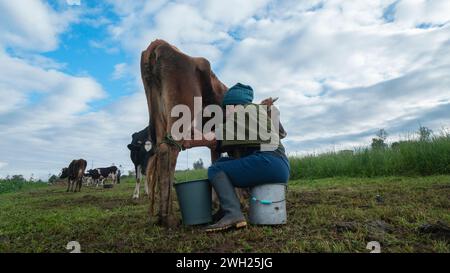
top-left (82, 172), bottom-right (95, 186)
top-left (84, 169), bottom-right (101, 186)
top-left (85, 166), bottom-right (120, 187)
top-left (127, 125), bottom-right (155, 199)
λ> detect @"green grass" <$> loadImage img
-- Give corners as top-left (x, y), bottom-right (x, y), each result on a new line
top-left (0, 179), bottom-right (48, 194)
top-left (174, 169), bottom-right (207, 183)
top-left (289, 135), bottom-right (450, 180)
top-left (0, 176), bottom-right (448, 253)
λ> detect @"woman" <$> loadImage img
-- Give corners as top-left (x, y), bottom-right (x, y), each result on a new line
top-left (183, 83), bottom-right (290, 232)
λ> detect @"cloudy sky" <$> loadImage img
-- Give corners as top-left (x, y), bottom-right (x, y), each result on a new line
top-left (0, 0), bottom-right (449, 180)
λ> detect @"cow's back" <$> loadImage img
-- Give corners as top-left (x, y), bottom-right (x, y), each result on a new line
top-left (69, 159), bottom-right (87, 179)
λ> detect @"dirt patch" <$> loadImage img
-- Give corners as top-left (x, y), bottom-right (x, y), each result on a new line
top-left (367, 220), bottom-right (394, 234)
top-left (418, 221), bottom-right (450, 241)
top-left (288, 191), bottom-right (321, 206)
top-left (39, 194), bottom-right (143, 210)
top-left (432, 184), bottom-right (450, 190)
top-left (27, 189), bottom-right (58, 197)
top-left (334, 221), bottom-right (359, 233)
top-left (334, 220), bottom-right (395, 240)
top-left (206, 239), bottom-right (239, 253)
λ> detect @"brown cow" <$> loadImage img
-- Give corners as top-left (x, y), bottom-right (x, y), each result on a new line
top-left (140, 39), bottom-right (227, 226)
top-left (60, 159), bottom-right (87, 192)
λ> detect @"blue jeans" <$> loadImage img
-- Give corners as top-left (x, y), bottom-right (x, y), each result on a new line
top-left (207, 152), bottom-right (290, 188)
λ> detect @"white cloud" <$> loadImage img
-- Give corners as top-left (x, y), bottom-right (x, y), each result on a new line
top-left (395, 0), bottom-right (450, 28)
top-left (0, 161), bottom-right (8, 169)
top-left (67, 0), bottom-right (81, 6)
top-left (201, 0), bottom-right (271, 26)
top-left (0, 1), bottom-right (79, 52)
top-left (112, 63), bottom-right (128, 80)
top-left (104, 0), bottom-right (450, 157)
top-left (0, 50), bottom-right (110, 178)
top-left (1, 0), bottom-right (450, 179)
top-left (0, 1), bottom-right (112, 179)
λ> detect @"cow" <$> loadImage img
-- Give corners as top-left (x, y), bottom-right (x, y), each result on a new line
top-left (86, 166), bottom-right (121, 187)
top-left (82, 173), bottom-right (94, 186)
top-left (140, 39), bottom-right (228, 226)
top-left (84, 169), bottom-right (102, 186)
top-left (60, 159), bottom-right (87, 192)
top-left (127, 125), bottom-right (155, 199)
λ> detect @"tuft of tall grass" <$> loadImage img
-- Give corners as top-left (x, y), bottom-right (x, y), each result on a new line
top-left (289, 133), bottom-right (450, 180)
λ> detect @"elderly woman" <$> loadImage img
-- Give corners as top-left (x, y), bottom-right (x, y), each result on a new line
top-left (183, 83), bottom-right (290, 232)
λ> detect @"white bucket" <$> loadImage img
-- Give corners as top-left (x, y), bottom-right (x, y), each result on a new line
top-left (249, 183), bottom-right (287, 225)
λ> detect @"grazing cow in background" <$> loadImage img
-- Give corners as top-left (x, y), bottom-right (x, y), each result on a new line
top-left (101, 166), bottom-right (121, 184)
top-left (127, 125), bottom-right (155, 199)
top-left (60, 159), bottom-right (87, 192)
top-left (86, 166), bottom-right (121, 187)
top-left (82, 173), bottom-right (95, 186)
top-left (140, 39), bottom-right (227, 226)
top-left (85, 169), bottom-right (102, 186)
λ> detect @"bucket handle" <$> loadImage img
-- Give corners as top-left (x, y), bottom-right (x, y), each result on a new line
top-left (250, 184), bottom-right (287, 205)
top-left (251, 197), bottom-right (285, 205)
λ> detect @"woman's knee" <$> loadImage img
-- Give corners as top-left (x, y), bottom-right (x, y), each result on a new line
top-left (207, 165), bottom-right (221, 181)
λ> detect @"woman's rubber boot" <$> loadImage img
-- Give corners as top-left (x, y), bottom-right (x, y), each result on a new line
top-left (205, 171), bottom-right (247, 232)
top-left (212, 207), bottom-right (225, 223)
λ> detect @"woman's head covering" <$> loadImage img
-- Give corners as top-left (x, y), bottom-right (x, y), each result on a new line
top-left (222, 83), bottom-right (254, 106)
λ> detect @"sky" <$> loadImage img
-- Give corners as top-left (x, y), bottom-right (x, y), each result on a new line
top-left (0, 0), bottom-right (449, 180)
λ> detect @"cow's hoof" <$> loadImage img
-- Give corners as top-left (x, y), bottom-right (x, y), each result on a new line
top-left (148, 215), bottom-right (160, 226)
top-left (132, 195), bottom-right (139, 199)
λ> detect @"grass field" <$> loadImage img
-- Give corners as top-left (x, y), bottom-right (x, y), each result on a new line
top-left (1, 175), bottom-right (448, 253)
top-left (0, 179), bottom-right (47, 194)
top-left (289, 134), bottom-right (450, 180)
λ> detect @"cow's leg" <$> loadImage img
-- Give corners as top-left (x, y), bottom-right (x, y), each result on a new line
top-left (78, 178), bottom-right (83, 192)
top-left (167, 146), bottom-right (179, 223)
top-left (66, 179), bottom-right (71, 192)
top-left (143, 167), bottom-right (149, 196)
top-left (70, 179), bottom-right (76, 192)
top-left (133, 165), bottom-right (141, 199)
top-left (157, 143), bottom-right (179, 227)
top-left (157, 143), bottom-right (169, 225)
